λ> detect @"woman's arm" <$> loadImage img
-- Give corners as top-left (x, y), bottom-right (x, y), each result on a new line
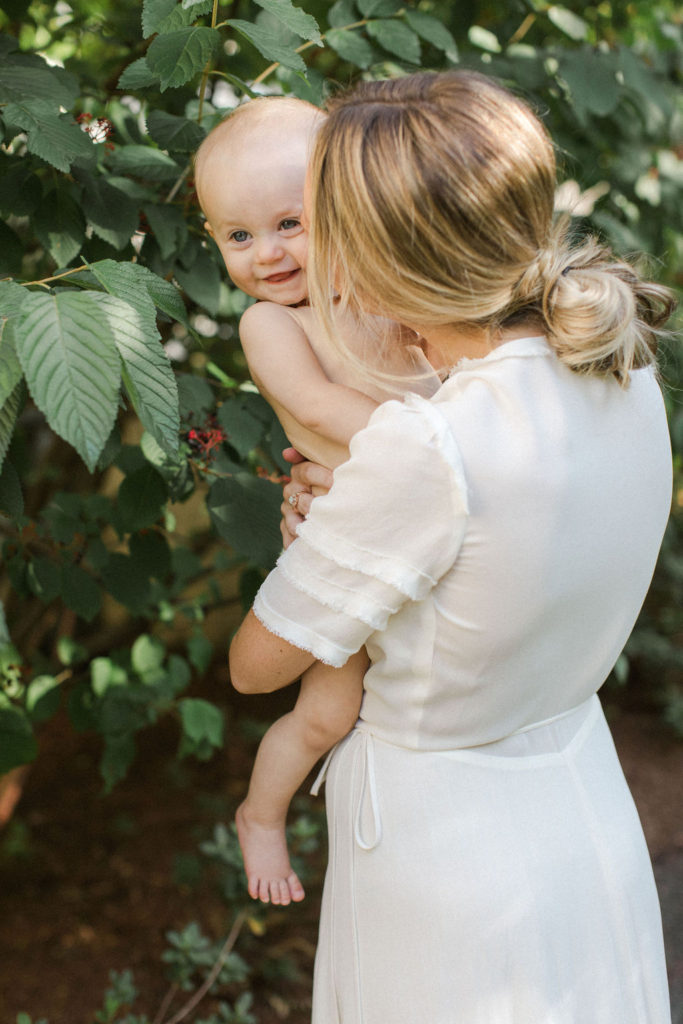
top-left (229, 609), bottom-right (316, 694)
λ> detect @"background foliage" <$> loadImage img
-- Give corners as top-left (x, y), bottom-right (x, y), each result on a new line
top-left (0, 0), bottom-right (681, 1018)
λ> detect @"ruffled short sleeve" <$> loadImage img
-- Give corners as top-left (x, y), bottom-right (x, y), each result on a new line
top-left (253, 394), bottom-right (469, 667)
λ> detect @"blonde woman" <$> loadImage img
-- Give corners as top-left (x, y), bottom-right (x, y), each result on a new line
top-left (230, 71), bottom-right (675, 1023)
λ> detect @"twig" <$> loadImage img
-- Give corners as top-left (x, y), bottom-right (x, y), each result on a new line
top-left (159, 908), bottom-right (249, 1024)
top-left (152, 982), bottom-right (179, 1024)
top-left (251, 19), bottom-right (368, 87)
top-left (508, 12), bottom-right (536, 46)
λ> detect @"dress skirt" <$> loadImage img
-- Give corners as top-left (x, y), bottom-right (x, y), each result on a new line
top-left (311, 697), bottom-right (671, 1024)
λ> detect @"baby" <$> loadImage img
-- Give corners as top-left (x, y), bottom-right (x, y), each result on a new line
top-left (195, 97), bottom-right (439, 905)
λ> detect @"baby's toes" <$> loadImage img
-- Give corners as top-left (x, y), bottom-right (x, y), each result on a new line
top-left (247, 875), bottom-right (260, 900)
top-left (288, 872), bottom-right (306, 902)
top-left (257, 878), bottom-right (270, 903)
top-left (276, 878), bottom-right (291, 906)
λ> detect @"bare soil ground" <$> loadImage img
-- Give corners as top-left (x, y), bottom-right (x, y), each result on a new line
top-left (0, 693), bottom-right (681, 1024)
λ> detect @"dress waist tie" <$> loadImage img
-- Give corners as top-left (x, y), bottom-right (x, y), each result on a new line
top-left (310, 727), bottom-right (383, 852)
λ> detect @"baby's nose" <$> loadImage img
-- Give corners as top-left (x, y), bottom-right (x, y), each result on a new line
top-left (255, 235), bottom-right (284, 262)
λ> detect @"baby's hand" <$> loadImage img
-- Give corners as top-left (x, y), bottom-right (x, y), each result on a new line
top-left (280, 449), bottom-right (333, 548)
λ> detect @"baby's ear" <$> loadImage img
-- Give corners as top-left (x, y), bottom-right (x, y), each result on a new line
top-left (204, 219), bottom-right (215, 239)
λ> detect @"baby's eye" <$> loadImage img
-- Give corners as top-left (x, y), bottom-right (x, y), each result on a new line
top-left (229, 229), bottom-right (250, 243)
top-left (279, 219), bottom-right (301, 232)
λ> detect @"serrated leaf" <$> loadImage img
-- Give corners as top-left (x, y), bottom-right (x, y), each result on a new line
top-left (174, 246), bottom-right (221, 315)
top-left (133, 264), bottom-right (190, 328)
top-left (0, 281), bottom-right (27, 321)
top-left (12, 292), bottom-right (120, 471)
top-left (144, 203), bottom-right (188, 259)
top-left (117, 464), bottom-right (168, 531)
top-left (143, 0), bottom-right (180, 37)
top-left (81, 175), bottom-right (139, 250)
top-left (0, 319), bottom-right (23, 403)
top-left (146, 109), bottom-right (206, 152)
top-left (0, 707), bottom-right (37, 773)
top-left (34, 186), bottom-right (86, 266)
top-left (177, 373), bottom-right (215, 420)
top-left (468, 25), bottom-right (501, 53)
top-left (108, 144), bottom-right (181, 182)
top-left (3, 99), bottom-right (95, 173)
top-left (227, 20), bottom-right (307, 72)
top-left (325, 27), bottom-right (375, 69)
top-left (366, 19), bottom-right (420, 63)
top-left (97, 291), bottom-right (180, 455)
top-left (404, 9), bottom-right (458, 60)
top-left (147, 26), bottom-right (220, 91)
top-left (207, 475), bottom-right (282, 569)
top-left (118, 57), bottom-right (161, 91)
top-left (253, 0), bottom-right (322, 45)
top-left (0, 53), bottom-right (76, 108)
top-left (0, 379), bottom-right (22, 472)
top-left (357, 0), bottom-right (401, 15)
top-left (547, 5), bottom-right (588, 41)
top-left (217, 395), bottom-right (267, 457)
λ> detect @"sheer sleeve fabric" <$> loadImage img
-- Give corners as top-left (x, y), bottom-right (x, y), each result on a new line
top-left (253, 395), bottom-right (469, 667)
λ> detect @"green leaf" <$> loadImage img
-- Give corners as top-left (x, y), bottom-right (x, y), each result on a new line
top-left (0, 281), bottom-right (27, 320)
top-left (0, 221), bottom-right (22, 277)
top-left (177, 373), bottom-right (215, 420)
top-left (80, 175), bottom-right (139, 250)
top-left (34, 186), bottom-right (86, 266)
top-left (0, 601), bottom-right (9, 645)
top-left (57, 636), bottom-right (87, 666)
top-left (147, 26), bottom-right (220, 91)
top-left (26, 675), bottom-right (61, 723)
top-left (101, 553), bottom-right (152, 611)
top-left (468, 25), bottom-right (501, 53)
top-left (227, 20), bottom-right (307, 72)
top-left (174, 246), bottom-right (221, 315)
top-left (0, 457), bottom-right (23, 518)
top-left (143, 0), bottom-right (182, 37)
top-left (98, 292), bottom-right (180, 456)
top-left (0, 157), bottom-right (41, 217)
top-left (27, 556), bottom-right (61, 601)
top-left (3, 99), bottom-right (94, 173)
top-left (0, 318), bottom-right (24, 401)
top-left (100, 732), bottom-right (136, 792)
top-left (129, 530), bottom-right (172, 578)
top-left (404, 9), bottom-right (458, 61)
top-left (252, 0), bottom-right (322, 45)
top-left (108, 145), bottom-right (180, 184)
top-left (187, 630), bottom-right (213, 673)
top-left (218, 393), bottom-right (268, 457)
top-left (357, 0), bottom-right (401, 15)
top-left (61, 563), bottom-right (102, 620)
top-left (325, 27), bottom-right (375, 69)
top-left (144, 203), bottom-right (188, 260)
top-left (558, 51), bottom-right (620, 119)
top-left (131, 633), bottom-right (165, 676)
top-left (118, 57), bottom-right (161, 91)
top-left (0, 707), bottom-right (37, 773)
top-left (135, 264), bottom-right (190, 327)
top-left (117, 465), bottom-right (168, 531)
top-left (0, 53), bottom-right (77, 108)
top-left (12, 292), bottom-right (120, 472)
top-left (366, 19), bottom-right (420, 63)
top-left (146, 109), bottom-right (206, 152)
top-left (547, 5), bottom-right (588, 41)
top-left (207, 474), bottom-right (282, 570)
top-left (328, 0), bottom-right (356, 28)
top-left (0, 379), bottom-right (23, 473)
top-left (179, 697), bottom-right (223, 746)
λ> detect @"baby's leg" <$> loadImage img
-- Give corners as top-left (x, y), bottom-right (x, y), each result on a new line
top-left (236, 649), bottom-right (367, 906)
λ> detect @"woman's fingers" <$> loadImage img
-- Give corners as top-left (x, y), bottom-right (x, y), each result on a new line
top-left (289, 459), bottom-right (334, 494)
top-left (279, 458), bottom-right (334, 547)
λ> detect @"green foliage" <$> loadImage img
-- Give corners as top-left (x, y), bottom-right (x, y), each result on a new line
top-left (0, 0), bottom-right (680, 804)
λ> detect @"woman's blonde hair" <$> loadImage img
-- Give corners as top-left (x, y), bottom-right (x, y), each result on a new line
top-left (307, 71), bottom-right (675, 385)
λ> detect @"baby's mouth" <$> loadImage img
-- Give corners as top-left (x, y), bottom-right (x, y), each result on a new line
top-left (264, 269), bottom-right (300, 284)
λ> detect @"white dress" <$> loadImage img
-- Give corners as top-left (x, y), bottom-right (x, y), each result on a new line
top-left (254, 336), bottom-right (673, 1024)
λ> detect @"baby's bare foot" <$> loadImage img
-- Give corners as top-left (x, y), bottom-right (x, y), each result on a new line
top-left (235, 801), bottom-right (305, 905)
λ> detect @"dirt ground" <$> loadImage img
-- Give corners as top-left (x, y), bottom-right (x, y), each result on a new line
top-left (0, 691), bottom-right (681, 1024)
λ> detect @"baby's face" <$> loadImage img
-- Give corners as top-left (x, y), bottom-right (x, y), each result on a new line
top-left (202, 139), bottom-right (309, 306)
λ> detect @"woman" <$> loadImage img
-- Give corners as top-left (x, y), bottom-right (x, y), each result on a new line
top-left (229, 71), bottom-right (674, 1023)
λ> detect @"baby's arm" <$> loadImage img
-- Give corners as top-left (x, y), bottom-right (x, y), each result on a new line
top-left (239, 301), bottom-right (378, 467)
top-left (235, 650), bottom-right (367, 905)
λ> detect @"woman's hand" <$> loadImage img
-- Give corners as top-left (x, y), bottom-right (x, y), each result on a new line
top-left (281, 448), bottom-right (334, 548)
